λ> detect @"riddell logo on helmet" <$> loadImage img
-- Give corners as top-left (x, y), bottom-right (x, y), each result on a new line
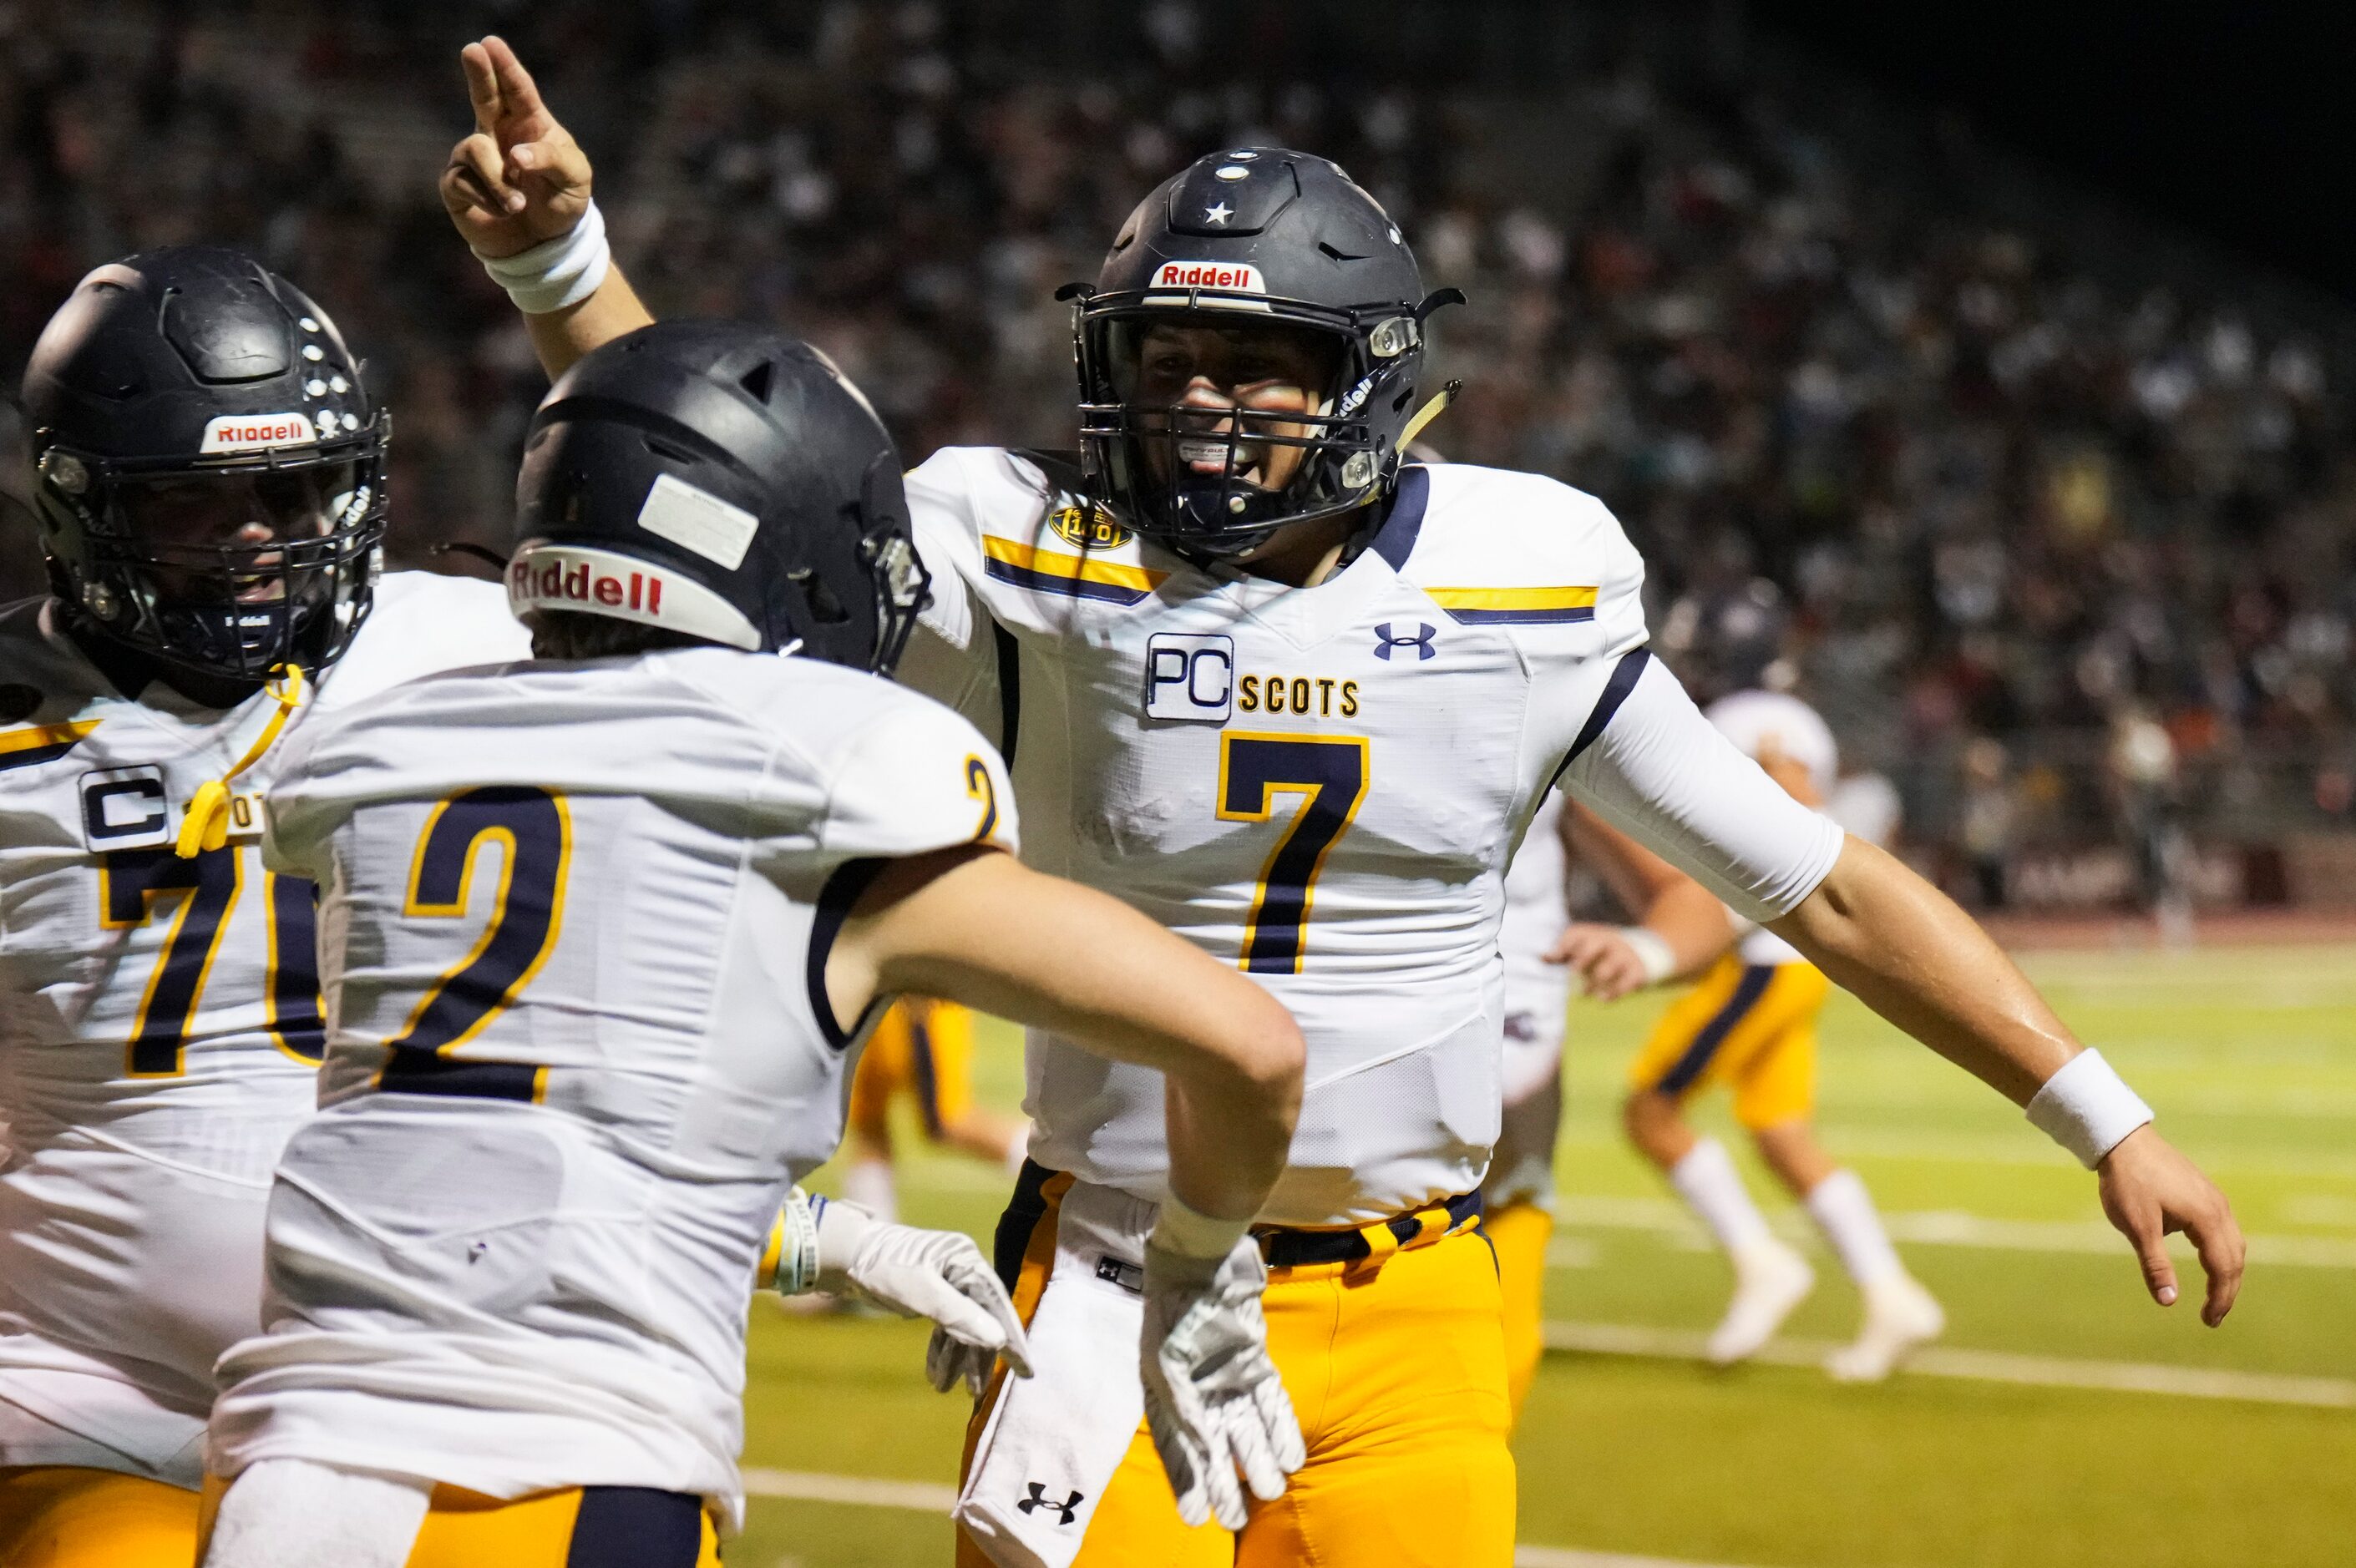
top-left (1152, 261), bottom-right (1266, 293)
top-left (509, 555), bottom-right (666, 615)
top-left (197, 413), bottom-right (317, 453)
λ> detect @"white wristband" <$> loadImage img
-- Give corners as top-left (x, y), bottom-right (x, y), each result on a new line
top-left (1617, 926), bottom-right (1677, 986)
top-left (2025, 1050), bottom-right (2155, 1169)
top-left (770, 1186), bottom-right (824, 1295)
top-left (1150, 1193), bottom-right (1251, 1260)
top-left (474, 200), bottom-right (611, 315)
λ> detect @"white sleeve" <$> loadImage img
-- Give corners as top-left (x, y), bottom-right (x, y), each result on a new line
top-left (899, 453), bottom-right (1009, 740)
top-left (818, 697), bottom-right (1019, 861)
top-left (1558, 650), bottom-right (1844, 924)
top-left (258, 722), bottom-right (335, 879)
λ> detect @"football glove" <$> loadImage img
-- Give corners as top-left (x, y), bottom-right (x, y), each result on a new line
top-left (776, 1194), bottom-right (1033, 1396)
top-left (1139, 1233), bottom-right (1305, 1530)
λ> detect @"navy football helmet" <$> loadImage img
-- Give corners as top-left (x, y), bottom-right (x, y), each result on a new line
top-left (21, 247), bottom-right (387, 683)
top-left (1064, 148), bottom-right (1460, 554)
top-left (508, 321), bottom-right (928, 674)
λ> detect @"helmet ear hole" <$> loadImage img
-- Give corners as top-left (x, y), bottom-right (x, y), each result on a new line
top-left (737, 361), bottom-right (775, 403)
top-left (791, 566), bottom-right (850, 624)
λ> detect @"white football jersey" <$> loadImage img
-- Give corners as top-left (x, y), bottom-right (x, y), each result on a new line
top-left (205, 650), bottom-right (1014, 1529)
top-left (1705, 690), bottom-right (1841, 969)
top-left (0, 573), bottom-right (525, 1485)
top-left (901, 449), bottom-right (1845, 1225)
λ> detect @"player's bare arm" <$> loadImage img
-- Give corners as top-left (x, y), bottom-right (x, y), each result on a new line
top-left (441, 36), bottom-right (651, 375)
top-left (828, 844), bottom-right (1304, 1225)
top-left (1553, 802), bottom-right (1735, 1000)
top-left (1573, 655), bottom-right (2242, 1328)
top-left (1768, 835), bottom-right (2244, 1324)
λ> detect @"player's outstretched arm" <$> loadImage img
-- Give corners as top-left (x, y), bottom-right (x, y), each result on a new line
top-left (1552, 802), bottom-right (1735, 999)
top-left (441, 35), bottom-right (654, 377)
top-left (1566, 652), bottom-right (2243, 1326)
top-left (830, 845), bottom-right (1304, 1223)
top-left (1766, 837), bottom-right (2244, 1324)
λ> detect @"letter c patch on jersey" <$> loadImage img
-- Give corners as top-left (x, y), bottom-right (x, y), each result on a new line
top-left (80, 766), bottom-right (172, 851)
top-left (1143, 633), bottom-right (1234, 722)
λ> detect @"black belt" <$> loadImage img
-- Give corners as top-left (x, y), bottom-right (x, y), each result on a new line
top-left (1256, 1189), bottom-right (1484, 1269)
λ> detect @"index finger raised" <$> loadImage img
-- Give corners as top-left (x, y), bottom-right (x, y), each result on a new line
top-left (460, 41), bottom-right (504, 133)
top-left (482, 36), bottom-right (549, 124)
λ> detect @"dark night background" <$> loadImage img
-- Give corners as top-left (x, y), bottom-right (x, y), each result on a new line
top-left (1751, 2), bottom-right (2356, 303)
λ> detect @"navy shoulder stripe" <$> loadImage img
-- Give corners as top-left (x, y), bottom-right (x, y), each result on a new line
top-left (1545, 646), bottom-right (1651, 794)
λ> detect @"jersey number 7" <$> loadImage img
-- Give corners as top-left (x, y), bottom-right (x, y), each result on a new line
top-left (1216, 733), bottom-right (1370, 974)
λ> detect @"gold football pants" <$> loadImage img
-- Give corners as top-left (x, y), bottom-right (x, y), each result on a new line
top-left (960, 1171), bottom-right (1516, 1566)
top-left (0, 1467), bottom-right (198, 1568)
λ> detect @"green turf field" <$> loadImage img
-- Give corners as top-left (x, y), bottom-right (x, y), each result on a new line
top-left (737, 944), bottom-right (2356, 1567)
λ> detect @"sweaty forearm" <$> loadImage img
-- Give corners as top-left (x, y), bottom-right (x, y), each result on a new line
top-left (1160, 1049), bottom-right (1297, 1222)
top-left (1768, 836), bottom-right (2077, 1105)
top-left (524, 265), bottom-right (655, 380)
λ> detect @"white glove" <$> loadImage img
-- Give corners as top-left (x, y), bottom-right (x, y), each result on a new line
top-left (1139, 1225), bottom-right (1305, 1530)
top-left (810, 1198), bottom-right (1034, 1396)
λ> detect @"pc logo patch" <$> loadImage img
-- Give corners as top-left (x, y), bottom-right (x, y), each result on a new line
top-left (1144, 632), bottom-right (1234, 721)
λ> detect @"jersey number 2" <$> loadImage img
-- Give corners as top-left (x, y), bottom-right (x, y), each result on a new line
top-left (377, 787), bottom-right (570, 1100)
top-left (1217, 733), bottom-right (1369, 974)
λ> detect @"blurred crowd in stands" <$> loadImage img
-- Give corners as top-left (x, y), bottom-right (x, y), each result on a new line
top-left (4, 0), bottom-right (2353, 893)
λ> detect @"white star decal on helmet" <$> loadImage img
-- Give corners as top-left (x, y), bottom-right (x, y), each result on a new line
top-left (1203, 202), bottom-right (1233, 225)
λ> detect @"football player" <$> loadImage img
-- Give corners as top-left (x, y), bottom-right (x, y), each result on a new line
top-left (0, 248), bottom-right (534, 1566)
top-left (1486, 793), bottom-right (1732, 1423)
top-left (196, 323), bottom-right (1307, 1566)
top-left (1615, 685), bottom-right (1944, 1379)
top-left (445, 40), bottom-right (2242, 1567)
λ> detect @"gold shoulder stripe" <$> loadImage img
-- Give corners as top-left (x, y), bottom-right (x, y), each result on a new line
top-left (0, 718), bottom-right (101, 771)
top-left (1424, 585), bottom-right (1599, 625)
top-left (981, 537), bottom-right (1169, 606)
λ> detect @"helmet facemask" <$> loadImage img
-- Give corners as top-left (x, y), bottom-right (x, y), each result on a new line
top-left (854, 448), bottom-right (932, 677)
top-left (1075, 295), bottom-right (1421, 555)
top-left (38, 431), bottom-right (387, 683)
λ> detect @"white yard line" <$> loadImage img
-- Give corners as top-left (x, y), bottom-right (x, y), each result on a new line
top-left (738, 1467), bottom-right (1773, 1567)
top-left (1553, 1193), bottom-right (2356, 1268)
top-left (1514, 1551), bottom-right (1767, 1568)
top-left (741, 1466), bottom-right (959, 1512)
top-left (1542, 1320), bottom-right (2356, 1409)
top-left (1553, 1128), bottom-right (2356, 1179)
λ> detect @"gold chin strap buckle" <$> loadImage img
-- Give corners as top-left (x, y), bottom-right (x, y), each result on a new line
top-left (174, 662), bottom-right (308, 859)
top-left (1396, 378), bottom-right (1462, 456)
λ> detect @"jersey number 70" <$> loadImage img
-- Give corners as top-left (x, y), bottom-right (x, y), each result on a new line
top-left (1216, 733), bottom-right (1370, 974)
top-left (99, 847), bottom-right (325, 1077)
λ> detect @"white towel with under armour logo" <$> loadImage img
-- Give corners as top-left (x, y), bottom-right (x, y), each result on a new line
top-left (957, 1179), bottom-right (1158, 1568)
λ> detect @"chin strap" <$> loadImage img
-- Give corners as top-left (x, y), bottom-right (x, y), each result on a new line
top-left (1396, 379), bottom-right (1462, 456)
top-left (174, 662), bottom-right (307, 858)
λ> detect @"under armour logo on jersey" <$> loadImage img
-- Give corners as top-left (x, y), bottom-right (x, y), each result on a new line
top-left (1018, 1483), bottom-right (1085, 1525)
top-left (1373, 622), bottom-right (1438, 661)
